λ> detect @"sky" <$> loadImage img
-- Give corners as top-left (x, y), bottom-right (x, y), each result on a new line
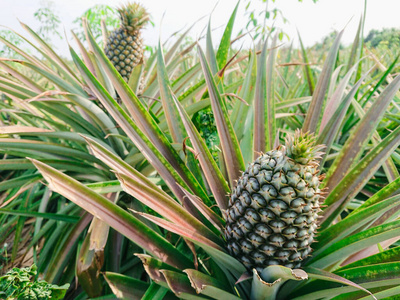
top-left (0, 0), bottom-right (398, 56)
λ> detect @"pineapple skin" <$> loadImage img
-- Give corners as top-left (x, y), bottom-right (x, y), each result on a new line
top-left (224, 147), bottom-right (322, 272)
top-left (104, 28), bottom-right (143, 83)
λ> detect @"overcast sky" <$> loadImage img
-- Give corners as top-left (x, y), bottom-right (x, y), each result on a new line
top-left (0, 0), bottom-right (398, 56)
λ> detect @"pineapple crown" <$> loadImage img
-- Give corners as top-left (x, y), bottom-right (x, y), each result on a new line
top-left (284, 129), bottom-right (325, 165)
top-left (117, 2), bottom-right (150, 33)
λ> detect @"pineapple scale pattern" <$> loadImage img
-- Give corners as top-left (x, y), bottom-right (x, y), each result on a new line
top-left (105, 28), bottom-right (143, 82)
top-left (224, 148), bottom-right (322, 272)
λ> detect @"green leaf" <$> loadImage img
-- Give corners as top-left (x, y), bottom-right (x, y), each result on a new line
top-left (184, 269), bottom-right (240, 300)
top-left (216, 1), bottom-right (239, 71)
top-left (198, 45), bottom-right (245, 187)
top-left (0, 208), bottom-right (79, 223)
top-left (141, 282), bottom-right (169, 300)
top-left (304, 267), bottom-right (376, 299)
top-left (309, 219), bottom-right (400, 270)
top-left (29, 158), bottom-right (193, 270)
top-left (69, 45), bottom-right (206, 205)
top-left (338, 246), bottom-right (400, 271)
top-left (320, 124), bottom-right (400, 228)
top-left (346, 17), bottom-right (363, 73)
top-left (104, 272), bottom-right (149, 300)
top-left (252, 266), bottom-right (308, 300)
top-left (254, 34), bottom-right (278, 155)
top-left (323, 68), bottom-right (400, 192)
top-left (206, 18), bottom-right (219, 77)
top-left (302, 30), bottom-right (343, 133)
top-left (116, 172), bottom-right (223, 246)
top-left (314, 194), bottom-right (400, 254)
top-left (170, 82), bottom-right (230, 210)
top-left (231, 48), bottom-right (257, 142)
top-left (351, 176), bottom-right (400, 213)
top-left (82, 22), bottom-right (209, 203)
top-left (297, 31), bottom-right (315, 95)
top-left (0, 138), bottom-right (100, 163)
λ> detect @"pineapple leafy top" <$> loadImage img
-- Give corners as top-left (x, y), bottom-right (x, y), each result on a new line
top-left (117, 2), bottom-right (149, 33)
top-left (284, 129), bottom-right (325, 165)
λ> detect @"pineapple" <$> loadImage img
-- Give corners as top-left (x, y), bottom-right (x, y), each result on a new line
top-left (224, 130), bottom-right (325, 272)
top-left (104, 2), bottom-right (149, 82)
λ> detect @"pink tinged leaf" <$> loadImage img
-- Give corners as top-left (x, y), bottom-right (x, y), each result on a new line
top-left (29, 158), bottom-right (193, 270)
top-left (71, 31), bottom-right (96, 76)
top-left (83, 135), bottom-right (171, 200)
top-left (135, 254), bottom-right (180, 284)
top-left (323, 71), bottom-right (400, 192)
top-left (160, 270), bottom-right (205, 298)
top-left (198, 45), bottom-right (245, 187)
top-left (184, 269), bottom-right (241, 299)
top-left (319, 62), bottom-right (360, 132)
top-left (83, 23), bottom-right (208, 202)
top-left (157, 40), bottom-right (186, 144)
top-left (317, 68), bottom-right (372, 167)
top-left (342, 236), bottom-right (400, 265)
top-left (76, 217), bottom-right (108, 297)
top-left (44, 212), bottom-right (93, 282)
top-left (320, 124), bottom-right (400, 228)
top-left (254, 34), bottom-right (278, 156)
top-left (69, 47), bottom-right (196, 204)
top-left (104, 272), bottom-right (149, 300)
top-left (19, 21), bottom-right (81, 85)
top-left (116, 172), bottom-right (222, 246)
top-left (302, 30), bottom-right (344, 134)
top-left (178, 185), bottom-right (225, 231)
top-left (131, 210), bottom-right (225, 251)
top-left (0, 126), bottom-right (53, 134)
top-left (170, 85), bottom-right (230, 210)
top-left (304, 267), bottom-right (377, 300)
top-left (0, 60), bottom-right (43, 93)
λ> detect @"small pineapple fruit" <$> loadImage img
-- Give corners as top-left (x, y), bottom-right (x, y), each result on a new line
top-left (105, 3), bottom-right (149, 82)
top-left (224, 130), bottom-right (325, 272)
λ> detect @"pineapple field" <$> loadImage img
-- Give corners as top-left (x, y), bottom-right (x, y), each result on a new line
top-left (1, 1), bottom-right (400, 299)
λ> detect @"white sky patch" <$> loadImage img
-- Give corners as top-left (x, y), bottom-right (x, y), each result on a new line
top-left (0, 0), bottom-right (398, 57)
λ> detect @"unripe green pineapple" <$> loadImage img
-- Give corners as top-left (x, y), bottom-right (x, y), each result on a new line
top-left (224, 130), bottom-right (325, 272)
top-left (104, 3), bottom-right (149, 82)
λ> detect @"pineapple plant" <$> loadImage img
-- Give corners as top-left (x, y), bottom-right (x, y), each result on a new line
top-left (104, 2), bottom-right (149, 82)
top-left (1, 3), bottom-right (400, 299)
top-left (224, 130), bottom-right (324, 271)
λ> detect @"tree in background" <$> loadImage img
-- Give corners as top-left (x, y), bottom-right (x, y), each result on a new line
top-left (0, 0), bottom-right (62, 58)
top-left (34, 0), bottom-right (63, 43)
top-left (365, 27), bottom-right (400, 49)
top-left (73, 5), bottom-right (119, 46)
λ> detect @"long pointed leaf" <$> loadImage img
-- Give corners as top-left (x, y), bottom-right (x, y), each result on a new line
top-left (254, 34), bottom-right (278, 155)
top-left (69, 46), bottom-right (202, 205)
top-left (116, 172), bottom-right (223, 246)
top-left (302, 30), bottom-right (343, 133)
top-left (82, 22), bottom-right (208, 202)
top-left (320, 124), bottom-right (400, 228)
top-left (215, 1), bottom-right (239, 71)
top-left (198, 45), bottom-right (245, 187)
top-left (323, 71), bottom-right (400, 191)
top-left (171, 86), bottom-right (230, 210)
top-left (29, 158), bottom-right (193, 270)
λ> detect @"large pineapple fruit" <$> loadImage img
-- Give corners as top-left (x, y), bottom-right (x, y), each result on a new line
top-left (224, 130), bottom-right (325, 272)
top-left (104, 3), bottom-right (149, 82)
